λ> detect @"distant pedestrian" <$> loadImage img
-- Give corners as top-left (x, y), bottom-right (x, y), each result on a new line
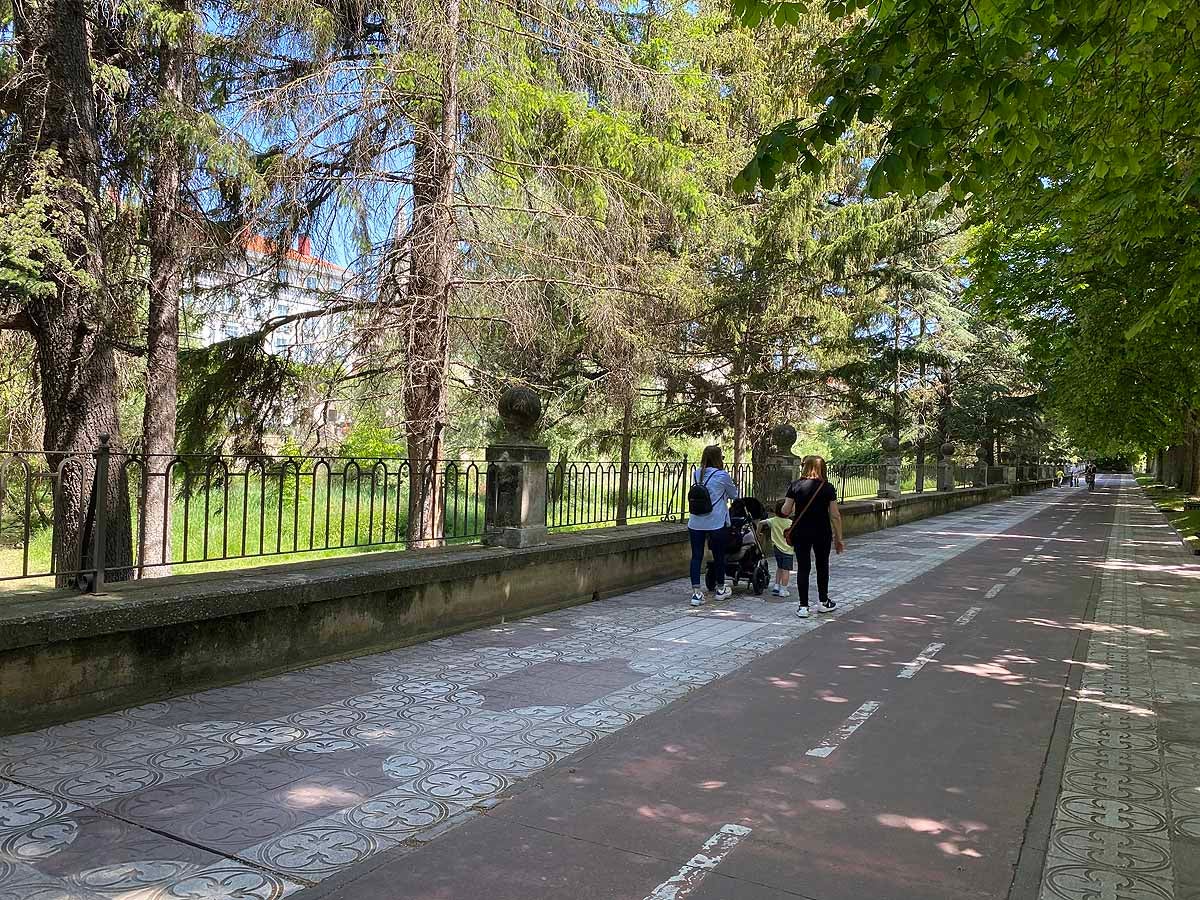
top-left (782, 455), bottom-right (846, 619)
top-left (1056, 467), bottom-right (1065, 486)
top-left (686, 444), bottom-right (739, 608)
top-left (766, 500), bottom-right (794, 598)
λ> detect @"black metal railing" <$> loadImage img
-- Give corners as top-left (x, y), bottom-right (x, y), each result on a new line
top-left (0, 443), bottom-right (488, 591)
top-left (547, 460), bottom-right (686, 530)
top-left (830, 464), bottom-right (880, 501)
top-left (2, 438), bottom-right (1043, 593)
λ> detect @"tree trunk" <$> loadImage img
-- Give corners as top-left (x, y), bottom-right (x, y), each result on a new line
top-left (934, 368), bottom-right (952, 451)
top-left (139, 0), bottom-right (194, 577)
top-left (15, 0), bottom-right (132, 586)
top-left (403, 0), bottom-right (461, 547)
top-left (1186, 411), bottom-right (1200, 495)
top-left (616, 393), bottom-right (633, 526)
top-left (732, 381), bottom-right (747, 471)
top-left (914, 314), bottom-right (926, 491)
top-left (892, 294), bottom-right (903, 442)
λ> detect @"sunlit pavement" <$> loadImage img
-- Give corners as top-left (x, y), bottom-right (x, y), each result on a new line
top-left (1, 477), bottom-right (1196, 899)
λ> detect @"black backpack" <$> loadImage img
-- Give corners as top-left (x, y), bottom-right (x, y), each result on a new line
top-left (688, 468), bottom-right (716, 515)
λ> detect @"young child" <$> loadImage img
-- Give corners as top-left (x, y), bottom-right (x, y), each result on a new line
top-left (766, 499), bottom-right (794, 598)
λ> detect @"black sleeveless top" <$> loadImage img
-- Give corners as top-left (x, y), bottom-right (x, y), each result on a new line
top-left (786, 478), bottom-right (837, 538)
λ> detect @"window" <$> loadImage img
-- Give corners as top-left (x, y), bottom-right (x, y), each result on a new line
top-left (305, 276), bottom-right (317, 290)
top-left (275, 303), bottom-right (288, 318)
top-left (277, 270), bottom-right (289, 285)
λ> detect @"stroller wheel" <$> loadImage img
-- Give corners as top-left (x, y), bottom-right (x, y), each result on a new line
top-left (752, 560), bottom-right (770, 595)
top-left (704, 564), bottom-right (717, 592)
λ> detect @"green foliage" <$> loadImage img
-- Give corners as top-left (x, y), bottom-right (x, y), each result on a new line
top-left (338, 414), bottom-right (406, 461)
top-left (177, 337), bottom-right (299, 456)
top-left (0, 152), bottom-right (99, 308)
top-left (733, 0), bottom-right (1199, 454)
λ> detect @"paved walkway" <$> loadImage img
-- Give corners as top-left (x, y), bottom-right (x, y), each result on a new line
top-left (0, 478), bottom-right (1197, 899)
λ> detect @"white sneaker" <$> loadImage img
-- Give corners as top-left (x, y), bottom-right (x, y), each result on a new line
top-left (690, 591), bottom-right (704, 607)
top-left (796, 605), bottom-right (810, 618)
top-left (770, 585), bottom-right (789, 598)
top-left (713, 586), bottom-right (732, 601)
top-left (817, 598), bottom-right (837, 614)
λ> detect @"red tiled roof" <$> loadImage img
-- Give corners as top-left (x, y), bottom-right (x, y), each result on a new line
top-left (243, 234), bottom-right (346, 272)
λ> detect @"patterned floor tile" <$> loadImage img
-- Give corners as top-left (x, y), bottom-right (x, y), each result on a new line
top-left (0, 489), bottom-right (1077, 896)
top-left (1039, 478), bottom-right (1200, 899)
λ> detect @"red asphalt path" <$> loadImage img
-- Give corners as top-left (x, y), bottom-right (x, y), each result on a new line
top-left (301, 489), bottom-right (1110, 900)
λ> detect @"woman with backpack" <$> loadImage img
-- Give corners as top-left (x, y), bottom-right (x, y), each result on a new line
top-left (687, 444), bottom-right (740, 608)
top-left (781, 454), bottom-right (845, 618)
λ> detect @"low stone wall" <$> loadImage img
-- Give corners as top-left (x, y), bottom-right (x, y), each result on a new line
top-left (838, 483), bottom-right (1014, 535)
top-left (1015, 478), bottom-right (1055, 495)
top-left (0, 482), bottom-right (1039, 734)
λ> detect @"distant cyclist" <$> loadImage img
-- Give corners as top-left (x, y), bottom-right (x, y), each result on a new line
top-left (1086, 462), bottom-right (1097, 491)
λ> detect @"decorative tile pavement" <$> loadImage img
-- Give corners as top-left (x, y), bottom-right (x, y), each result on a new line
top-left (0, 490), bottom-right (1070, 897)
top-left (1038, 478), bottom-right (1200, 900)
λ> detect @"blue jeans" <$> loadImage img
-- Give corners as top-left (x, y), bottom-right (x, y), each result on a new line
top-left (689, 527), bottom-right (726, 588)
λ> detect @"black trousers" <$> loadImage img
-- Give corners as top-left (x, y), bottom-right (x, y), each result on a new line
top-left (792, 531), bottom-right (832, 606)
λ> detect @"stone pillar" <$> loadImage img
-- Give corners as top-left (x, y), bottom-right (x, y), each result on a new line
top-left (878, 435), bottom-right (901, 499)
top-left (484, 387), bottom-right (550, 549)
top-left (999, 450), bottom-right (1017, 484)
top-left (760, 423), bottom-right (801, 504)
top-left (937, 442), bottom-right (956, 492)
top-left (973, 447), bottom-right (988, 487)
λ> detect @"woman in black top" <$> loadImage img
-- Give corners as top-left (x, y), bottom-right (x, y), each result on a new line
top-left (781, 455), bottom-right (846, 618)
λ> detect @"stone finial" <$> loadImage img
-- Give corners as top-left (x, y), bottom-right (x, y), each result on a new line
top-left (941, 442), bottom-right (956, 459)
top-left (881, 435), bottom-right (900, 454)
top-left (976, 447), bottom-right (988, 463)
top-left (498, 386), bottom-right (542, 441)
top-left (771, 423), bottom-right (797, 454)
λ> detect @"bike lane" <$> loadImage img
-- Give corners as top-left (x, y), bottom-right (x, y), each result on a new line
top-left (301, 486), bottom-right (1112, 900)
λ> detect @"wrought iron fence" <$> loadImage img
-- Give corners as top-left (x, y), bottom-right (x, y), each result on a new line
top-left (546, 460), bottom-right (686, 530)
top-left (953, 463), bottom-right (977, 488)
top-left (831, 464), bottom-right (880, 501)
top-left (0, 450), bottom-right (90, 585)
top-left (0, 443), bottom-right (488, 591)
top-left (898, 463), bottom-right (941, 493)
top-left (3, 437), bottom-right (1038, 594)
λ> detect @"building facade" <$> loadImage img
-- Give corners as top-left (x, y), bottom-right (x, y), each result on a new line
top-left (186, 234), bottom-right (361, 444)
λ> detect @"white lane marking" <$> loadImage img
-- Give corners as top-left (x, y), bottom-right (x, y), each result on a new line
top-left (643, 824), bottom-right (752, 900)
top-left (1022, 556), bottom-right (1034, 563)
top-left (1034, 544), bottom-right (1046, 551)
top-left (1006, 566), bottom-right (1023, 577)
top-left (897, 642), bottom-right (946, 679)
top-left (986, 583), bottom-right (1006, 599)
top-left (806, 701), bottom-right (882, 758)
top-left (955, 606), bottom-right (982, 626)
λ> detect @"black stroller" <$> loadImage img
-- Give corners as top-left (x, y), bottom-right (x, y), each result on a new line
top-left (705, 497), bottom-right (771, 595)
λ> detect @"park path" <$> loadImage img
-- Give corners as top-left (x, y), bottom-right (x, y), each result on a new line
top-left (0, 477), bottom-right (1196, 899)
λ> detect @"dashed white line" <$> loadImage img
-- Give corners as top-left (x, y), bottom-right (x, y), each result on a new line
top-left (986, 583), bottom-right (1007, 599)
top-left (806, 701), bottom-right (882, 758)
top-left (1006, 567), bottom-right (1023, 577)
top-left (1034, 544), bottom-right (1046, 552)
top-left (955, 606), bottom-right (982, 626)
top-left (1022, 556), bottom-right (1034, 563)
top-left (643, 824), bottom-right (752, 899)
top-left (897, 642), bottom-right (946, 679)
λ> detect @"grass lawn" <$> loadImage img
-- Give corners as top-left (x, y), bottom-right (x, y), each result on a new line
top-left (1135, 475), bottom-right (1200, 555)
